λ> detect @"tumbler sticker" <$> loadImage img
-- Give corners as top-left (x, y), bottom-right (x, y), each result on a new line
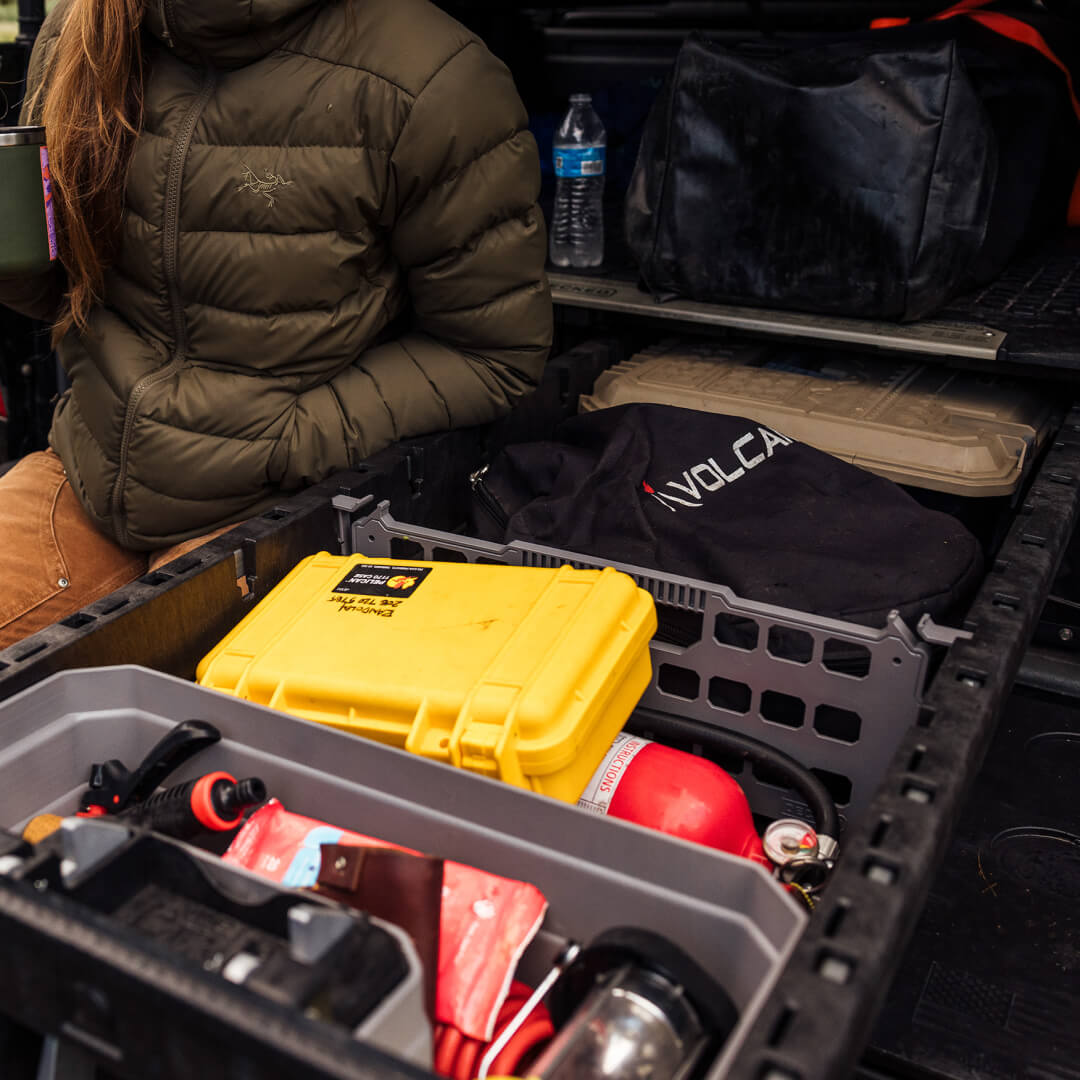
top-left (40, 146), bottom-right (58, 261)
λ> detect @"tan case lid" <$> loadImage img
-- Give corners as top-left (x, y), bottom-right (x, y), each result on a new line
top-left (579, 341), bottom-right (1057, 497)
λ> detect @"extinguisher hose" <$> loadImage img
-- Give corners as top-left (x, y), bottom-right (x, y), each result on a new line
top-left (433, 982), bottom-right (553, 1080)
top-left (628, 708), bottom-right (840, 844)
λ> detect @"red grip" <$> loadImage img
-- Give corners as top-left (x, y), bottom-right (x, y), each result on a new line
top-left (191, 771), bottom-right (239, 831)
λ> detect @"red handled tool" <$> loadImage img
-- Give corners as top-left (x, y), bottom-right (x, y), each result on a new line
top-left (79, 720), bottom-right (266, 840)
top-left (112, 771), bottom-right (267, 840)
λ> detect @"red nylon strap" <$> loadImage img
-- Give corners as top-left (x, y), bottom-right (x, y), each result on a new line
top-left (937, 10), bottom-right (1080, 125)
top-left (931, 0), bottom-right (999, 17)
top-left (873, 2), bottom-right (1080, 225)
top-left (870, 0), bottom-right (997, 27)
top-left (874, 0), bottom-right (1077, 121)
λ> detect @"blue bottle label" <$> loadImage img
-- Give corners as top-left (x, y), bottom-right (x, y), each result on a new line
top-left (554, 146), bottom-right (605, 179)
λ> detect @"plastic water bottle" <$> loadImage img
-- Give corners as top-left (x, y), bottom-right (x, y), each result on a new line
top-left (550, 94), bottom-right (606, 269)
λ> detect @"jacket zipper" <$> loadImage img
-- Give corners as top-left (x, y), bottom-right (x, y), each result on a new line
top-left (110, 68), bottom-right (216, 544)
top-left (159, 0), bottom-right (174, 48)
top-left (469, 466), bottom-right (510, 531)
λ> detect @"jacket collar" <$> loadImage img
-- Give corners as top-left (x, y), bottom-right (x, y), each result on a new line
top-left (144, 0), bottom-right (322, 69)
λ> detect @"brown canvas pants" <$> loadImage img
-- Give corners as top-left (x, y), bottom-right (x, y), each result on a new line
top-left (0, 450), bottom-right (232, 650)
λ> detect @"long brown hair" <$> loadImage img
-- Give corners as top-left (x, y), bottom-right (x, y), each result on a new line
top-left (28, 0), bottom-right (146, 339)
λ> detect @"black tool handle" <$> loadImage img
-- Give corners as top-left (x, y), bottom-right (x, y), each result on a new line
top-left (81, 720), bottom-right (222, 812)
top-left (120, 773), bottom-right (267, 840)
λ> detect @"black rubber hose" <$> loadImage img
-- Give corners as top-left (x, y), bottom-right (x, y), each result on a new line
top-left (627, 707), bottom-right (840, 841)
top-left (217, 777), bottom-right (268, 818)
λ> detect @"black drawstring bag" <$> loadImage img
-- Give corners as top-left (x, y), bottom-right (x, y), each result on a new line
top-left (625, 15), bottom-right (1080, 321)
top-left (472, 404), bottom-right (983, 630)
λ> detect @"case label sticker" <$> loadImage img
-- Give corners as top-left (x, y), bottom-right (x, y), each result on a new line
top-left (40, 146), bottom-right (58, 261)
top-left (333, 563), bottom-right (432, 598)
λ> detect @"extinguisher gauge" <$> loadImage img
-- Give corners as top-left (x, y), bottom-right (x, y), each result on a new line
top-left (762, 819), bottom-right (820, 867)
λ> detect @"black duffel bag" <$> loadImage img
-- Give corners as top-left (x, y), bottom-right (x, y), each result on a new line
top-left (625, 8), bottom-right (1080, 321)
top-left (471, 404), bottom-right (983, 631)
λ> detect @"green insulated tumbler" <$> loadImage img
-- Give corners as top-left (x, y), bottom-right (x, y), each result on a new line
top-left (0, 127), bottom-right (58, 279)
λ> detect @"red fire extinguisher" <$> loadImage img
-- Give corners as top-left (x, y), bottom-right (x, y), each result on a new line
top-left (578, 733), bottom-right (772, 868)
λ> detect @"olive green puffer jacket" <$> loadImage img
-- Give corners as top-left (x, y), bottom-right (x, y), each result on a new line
top-left (8, 0), bottom-right (552, 549)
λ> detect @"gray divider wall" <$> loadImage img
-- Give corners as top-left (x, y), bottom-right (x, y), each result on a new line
top-left (347, 501), bottom-right (932, 827)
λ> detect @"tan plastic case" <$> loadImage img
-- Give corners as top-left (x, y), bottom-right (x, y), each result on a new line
top-left (579, 340), bottom-right (1057, 496)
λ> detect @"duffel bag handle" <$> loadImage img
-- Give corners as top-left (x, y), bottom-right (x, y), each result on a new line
top-left (873, 0), bottom-right (1080, 224)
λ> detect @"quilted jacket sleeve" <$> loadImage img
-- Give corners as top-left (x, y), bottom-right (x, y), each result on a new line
top-left (0, 20), bottom-right (65, 323)
top-left (321, 39), bottom-right (552, 463)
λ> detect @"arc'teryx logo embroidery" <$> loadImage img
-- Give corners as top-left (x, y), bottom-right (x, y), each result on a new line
top-left (237, 163), bottom-right (295, 208)
top-left (644, 426), bottom-right (793, 512)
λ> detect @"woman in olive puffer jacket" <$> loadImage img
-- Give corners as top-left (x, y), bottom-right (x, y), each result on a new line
top-left (0, 0), bottom-right (552, 647)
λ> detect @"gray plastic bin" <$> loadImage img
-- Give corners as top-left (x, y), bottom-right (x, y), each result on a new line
top-left (0, 665), bottom-right (805, 1078)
